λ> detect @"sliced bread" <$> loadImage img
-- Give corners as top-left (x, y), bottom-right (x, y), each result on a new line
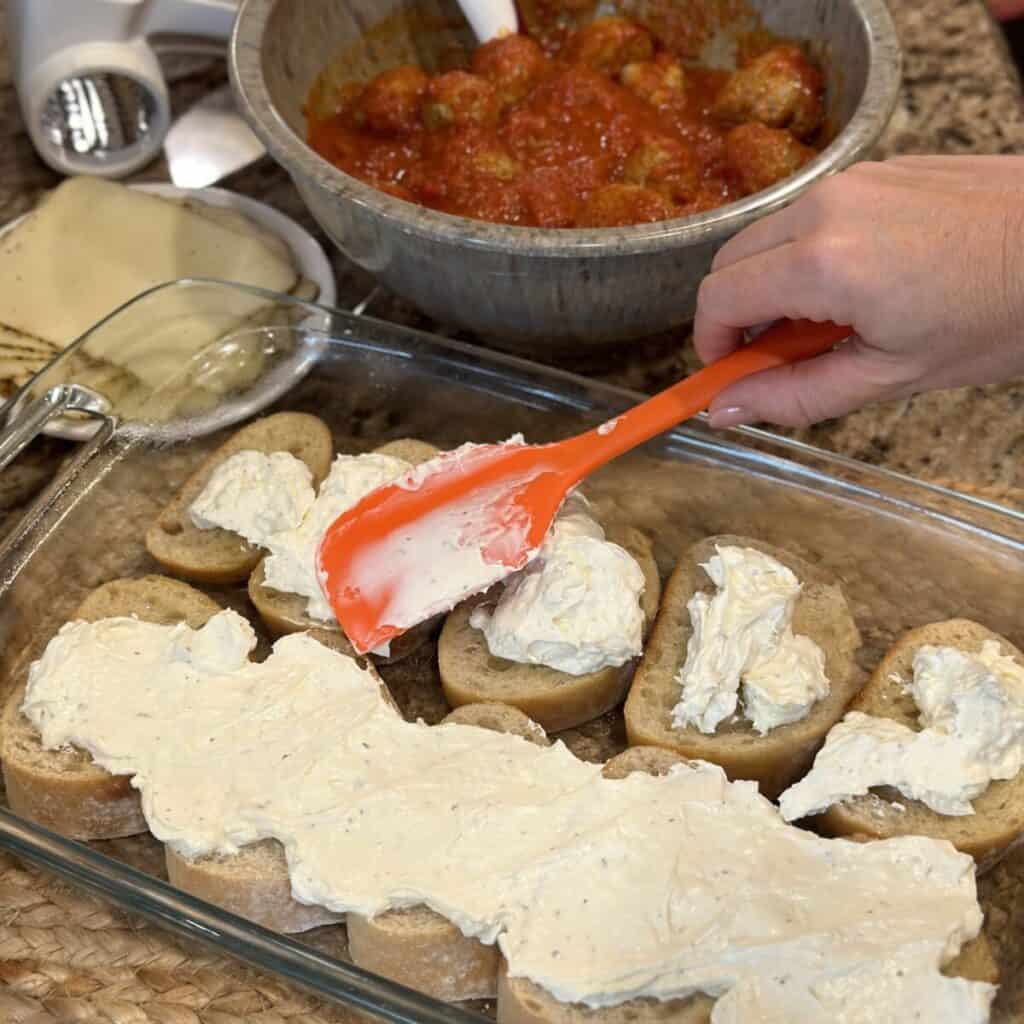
top-left (347, 702), bottom-right (549, 1002)
top-left (624, 535), bottom-right (862, 799)
top-left (2, 576), bottom-right (221, 839)
top-left (812, 619), bottom-right (1024, 866)
top-left (165, 623), bottom-right (396, 932)
top-left (246, 438), bottom-right (441, 662)
top-left (145, 412), bottom-right (333, 584)
top-left (438, 526), bottom-right (661, 733)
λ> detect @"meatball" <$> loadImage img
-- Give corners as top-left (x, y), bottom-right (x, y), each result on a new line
top-left (562, 17), bottom-right (655, 76)
top-left (724, 122), bottom-right (815, 194)
top-left (620, 54), bottom-right (686, 109)
top-left (622, 137), bottom-right (699, 203)
top-left (356, 65), bottom-right (429, 137)
top-left (471, 34), bottom-right (550, 107)
top-left (712, 44), bottom-right (824, 140)
top-left (575, 183), bottom-right (677, 227)
top-left (422, 71), bottom-right (500, 131)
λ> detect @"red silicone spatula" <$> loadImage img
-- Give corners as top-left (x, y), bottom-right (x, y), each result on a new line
top-left (319, 319), bottom-right (851, 654)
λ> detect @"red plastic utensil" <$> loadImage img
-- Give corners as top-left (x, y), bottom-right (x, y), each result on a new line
top-left (319, 319), bottom-right (852, 654)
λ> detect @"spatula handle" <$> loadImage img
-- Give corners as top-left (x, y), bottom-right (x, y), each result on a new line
top-left (571, 319), bottom-right (852, 476)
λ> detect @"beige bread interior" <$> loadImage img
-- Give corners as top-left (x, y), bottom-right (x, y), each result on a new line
top-left (347, 702), bottom-right (549, 1002)
top-left (623, 534), bottom-right (862, 799)
top-left (439, 526), bottom-right (661, 733)
top-left (145, 412), bottom-right (334, 584)
top-left (812, 619), bottom-right (1024, 866)
top-left (245, 438), bottom-right (442, 662)
top-left (1, 576), bottom-right (221, 840)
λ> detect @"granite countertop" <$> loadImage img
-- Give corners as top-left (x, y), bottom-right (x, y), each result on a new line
top-left (0, 0), bottom-right (1022, 521)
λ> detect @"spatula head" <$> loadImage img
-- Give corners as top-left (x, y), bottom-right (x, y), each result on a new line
top-left (317, 440), bottom-right (570, 655)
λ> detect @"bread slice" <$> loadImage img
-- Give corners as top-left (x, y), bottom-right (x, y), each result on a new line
top-left (2, 576), bottom-right (221, 840)
top-left (498, 739), bottom-right (997, 1021)
top-left (439, 526), bottom-right (662, 733)
top-left (163, 625), bottom-right (399, 932)
top-left (623, 535), bottom-right (862, 799)
top-left (145, 412), bottom-right (334, 584)
top-left (246, 438), bottom-right (442, 661)
top-left (347, 702), bottom-right (548, 1001)
top-left (811, 619), bottom-right (1024, 867)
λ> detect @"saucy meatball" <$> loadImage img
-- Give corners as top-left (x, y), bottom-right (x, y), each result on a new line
top-left (622, 137), bottom-right (698, 203)
top-left (471, 34), bottom-right (550, 108)
top-left (620, 54), bottom-right (686, 110)
top-left (563, 17), bottom-right (655, 76)
top-left (724, 122), bottom-right (815, 194)
top-left (422, 72), bottom-right (500, 131)
top-left (356, 66), bottom-right (429, 137)
top-left (576, 183), bottom-right (677, 227)
top-left (712, 44), bottom-right (824, 140)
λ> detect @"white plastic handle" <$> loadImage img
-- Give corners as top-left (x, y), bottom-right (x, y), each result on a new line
top-left (457, 0), bottom-right (518, 41)
top-left (7, 0), bottom-right (237, 178)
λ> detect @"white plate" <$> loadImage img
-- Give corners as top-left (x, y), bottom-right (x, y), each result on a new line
top-left (0, 183), bottom-right (337, 441)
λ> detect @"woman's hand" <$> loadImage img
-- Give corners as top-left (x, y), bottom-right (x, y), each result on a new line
top-left (694, 156), bottom-right (1024, 428)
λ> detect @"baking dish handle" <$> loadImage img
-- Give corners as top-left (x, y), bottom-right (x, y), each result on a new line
top-left (0, 384), bottom-right (113, 472)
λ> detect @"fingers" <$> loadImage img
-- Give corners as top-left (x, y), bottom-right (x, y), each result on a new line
top-left (706, 337), bottom-right (914, 429)
top-left (709, 203), bottom-right (800, 272)
top-left (694, 238), bottom-right (856, 365)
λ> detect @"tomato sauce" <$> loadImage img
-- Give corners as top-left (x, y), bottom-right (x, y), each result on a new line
top-left (306, 18), bottom-right (824, 228)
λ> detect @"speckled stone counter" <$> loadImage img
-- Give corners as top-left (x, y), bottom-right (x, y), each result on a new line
top-left (0, 0), bottom-right (1022, 520)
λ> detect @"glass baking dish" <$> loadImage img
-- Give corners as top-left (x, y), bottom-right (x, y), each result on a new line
top-left (0, 279), bottom-right (1022, 1023)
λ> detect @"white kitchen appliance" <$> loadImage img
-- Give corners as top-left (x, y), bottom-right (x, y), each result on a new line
top-left (7, 0), bottom-right (238, 178)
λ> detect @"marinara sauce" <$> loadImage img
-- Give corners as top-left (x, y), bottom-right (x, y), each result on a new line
top-left (307, 17), bottom-right (824, 228)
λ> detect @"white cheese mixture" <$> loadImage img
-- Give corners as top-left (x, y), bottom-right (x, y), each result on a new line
top-left (22, 611), bottom-right (993, 1019)
top-left (779, 641), bottom-right (1024, 821)
top-left (261, 451), bottom-right (411, 621)
top-left (672, 546), bottom-right (830, 735)
top-left (190, 450), bottom-right (316, 547)
top-left (468, 496), bottom-right (645, 676)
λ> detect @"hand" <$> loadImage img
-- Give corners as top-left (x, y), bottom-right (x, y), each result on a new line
top-left (694, 156), bottom-right (1024, 428)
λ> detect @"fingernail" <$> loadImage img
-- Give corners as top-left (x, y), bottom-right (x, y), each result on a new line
top-left (707, 406), bottom-right (753, 429)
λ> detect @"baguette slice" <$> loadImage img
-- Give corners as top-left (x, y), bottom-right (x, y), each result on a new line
top-left (624, 535), bottom-right (862, 799)
top-left (498, 742), bottom-right (998, 1022)
top-left (2, 576), bottom-right (221, 840)
top-left (812, 619), bottom-right (1024, 867)
top-left (439, 526), bottom-right (661, 733)
top-left (145, 412), bottom-right (334, 584)
top-left (163, 626), bottom-right (397, 933)
top-left (497, 746), bottom-right (713, 1024)
top-left (247, 438), bottom-right (442, 662)
top-left (347, 703), bottom-right (548, 1001)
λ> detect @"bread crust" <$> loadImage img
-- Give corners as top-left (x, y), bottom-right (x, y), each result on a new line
top-left (812, 619), bottom-right (1024, 867)
top-left (347, 702), bottom-right (550, 1001)
top-left (1, 576), bottom-right (221, 839)
top-left (623, 534), bottom-right (862, 799)
top-left (145, 412), bottom-right (334, 584)
top-left (439, 526), bottom-right (661, 733)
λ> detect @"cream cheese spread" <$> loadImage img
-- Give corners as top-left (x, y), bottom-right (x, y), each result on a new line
top-left (190, 450), bottom-right (316, 547)
top-left (468, 495), bottom-right (645, 676)
top-left (671, 546), bottom-right (829, 735)
top-left (261, 451), bottom-right (411, 621)
top-left (23, 611), bottom-right (993, 1018)
top-left (779, 641), bottom-right (1024, 820)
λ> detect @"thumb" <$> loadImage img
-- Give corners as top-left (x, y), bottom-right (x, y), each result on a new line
top-left (706, 335), bottom-right (914, 429)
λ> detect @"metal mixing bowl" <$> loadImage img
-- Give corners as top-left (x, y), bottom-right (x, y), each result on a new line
top-left (231, 0), bottom-right (901, 354)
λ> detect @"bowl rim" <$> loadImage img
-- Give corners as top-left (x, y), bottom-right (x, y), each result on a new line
top-left (230, 0), bottom-right (902, 258)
